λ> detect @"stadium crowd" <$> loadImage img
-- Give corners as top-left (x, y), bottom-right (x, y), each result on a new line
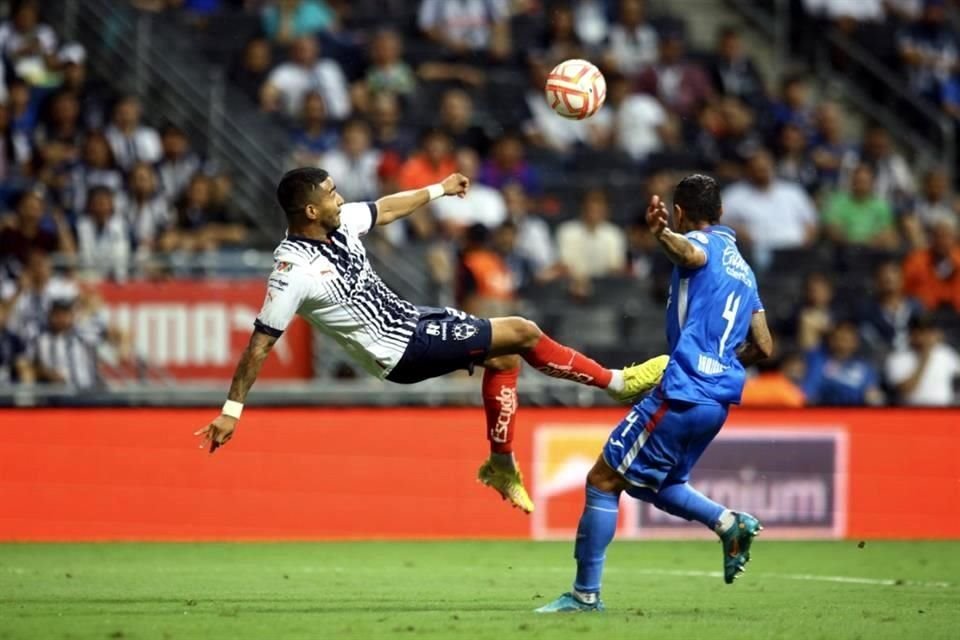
top-left (1, 0), bottom-right (959, 406)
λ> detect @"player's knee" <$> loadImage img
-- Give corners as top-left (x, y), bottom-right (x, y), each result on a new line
top-left (514, 318), bottom-right (542, 349)
top-left (586, 458), bottom-right (623, 493)
top-left (485, 354), bottom-right (522, 371)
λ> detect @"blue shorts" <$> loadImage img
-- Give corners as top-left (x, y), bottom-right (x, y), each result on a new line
top-left (386, 306), bottom-right (492, 384)
top-left (602, 390), bottom-right (729, 491)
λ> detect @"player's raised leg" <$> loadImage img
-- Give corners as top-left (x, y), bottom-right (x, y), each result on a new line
top-left (475, 354), bottom-right (534, 513)
top-left (487, 317), bottom-right (668, 402)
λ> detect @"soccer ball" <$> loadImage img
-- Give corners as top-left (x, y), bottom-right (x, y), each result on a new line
top-left (544, 59), bottom-right (607, 120)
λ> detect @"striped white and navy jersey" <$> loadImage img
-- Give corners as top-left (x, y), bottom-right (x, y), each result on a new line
top-left (32, 328), bottom-right (101, 389)
top-left (255, 202), bottom-right (419, 378)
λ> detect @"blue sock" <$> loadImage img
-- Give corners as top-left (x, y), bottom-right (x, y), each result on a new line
top-left (573, 484), bottom-right (620, 594)
top-left (626, 481), bottom-right (726, 530)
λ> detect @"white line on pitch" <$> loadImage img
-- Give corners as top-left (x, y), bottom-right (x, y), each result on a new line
top-left (623, 568), bottom-right (952, 588)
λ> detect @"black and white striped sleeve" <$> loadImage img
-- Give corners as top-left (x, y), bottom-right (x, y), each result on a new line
top-left (254, 268), bottom-right (309, 337)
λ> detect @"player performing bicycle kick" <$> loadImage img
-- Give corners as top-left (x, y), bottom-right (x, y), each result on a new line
top-left (195, 167), bottom-right (668, 513)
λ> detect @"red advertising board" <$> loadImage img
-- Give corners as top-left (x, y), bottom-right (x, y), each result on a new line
top-left (97, 280), bottom-right (312, 380)
top-left (0, 407), bottom-right (957, 541)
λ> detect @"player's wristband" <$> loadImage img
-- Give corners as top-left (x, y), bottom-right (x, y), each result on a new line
top-left (221, 400), bottom-right (243, 419)
top-left (427, 183), bottom-right (445, 201)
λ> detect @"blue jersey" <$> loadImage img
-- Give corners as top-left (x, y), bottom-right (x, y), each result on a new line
top-left (661, 225), bottom-right (763, 406)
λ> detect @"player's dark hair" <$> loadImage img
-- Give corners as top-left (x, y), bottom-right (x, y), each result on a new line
top-left (673, 174), bottom-right (721, 224)
top-left (276, 167), bottom-right (329, 219)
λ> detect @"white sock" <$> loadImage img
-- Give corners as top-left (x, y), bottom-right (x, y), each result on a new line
top-left (573, 589), bottom-right (598, 604)
top-left (607, 369), bottom-right (624, 392)
top-left (716, 509), bottom-right (736, 535)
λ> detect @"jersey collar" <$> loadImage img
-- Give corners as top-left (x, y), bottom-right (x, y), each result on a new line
top-left (707, 225), bottom-right (737, 242)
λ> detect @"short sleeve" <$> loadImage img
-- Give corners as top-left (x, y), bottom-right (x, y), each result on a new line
top-left (339, 201), bottom-right (378, 237)
top-left (752, 287), bottom-right (765, 314)
top-left (684, 230), bottom-right (711, 264)
top-left (254, 267), bottom-right (310, 337)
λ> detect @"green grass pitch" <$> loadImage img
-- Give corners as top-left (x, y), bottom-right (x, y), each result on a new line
top-left (1, 541), bottom-right (958, 639)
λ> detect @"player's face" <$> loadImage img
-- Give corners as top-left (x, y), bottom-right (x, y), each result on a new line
top-left (309, 177), bottom-right (344, 232)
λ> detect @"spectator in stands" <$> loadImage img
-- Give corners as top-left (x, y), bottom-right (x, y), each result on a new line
top-left (76, 186), bottom-right (131, 282)
top-left (432, 147), bottom-right (506, 232)
top-left (604, 0), bottom-right (658, 77)
top-left (793, 272), bottom-right (838, 351)
top-left (572, 0), bottom-right (612, 48)
top-left (478, 132), bottom-right (539, 193)
top-left (289, 91), bottom-right (338, 167)
top-left (636, 27), bottom-right (714, 120)
top-left (0, 190), bottom-right (75, 271)
top-left (155, 124), bottom-right (203, 203)
top-left (419, 0), bottom-right (510, 60)
top-left (537, 2), bottom-right (588, 63)
top-left (859, 260), bottom-right (923, 353)
top-left (32, 298), bottom-right (102, 389)
top-left (721, 148), bottom-right (818, 265)
top-left (809, 101), bottom-right (855, 190)
top-left (365, 28), bottom-right (416, 99)
top-left (261, 36), bottom-right (350, 121)
top-left (694, 96), bottom-right (763, 179)
top-left (0, 103), bottom-right (31, 182)
top-left (7, 78), bottom-right (38, 140)
top-left (70, 131), bottom-right (124, 214)
top-left (776, 121), bottom-right (819, 194)
top-left (438, 89), bottom-right (490, 155)
top-left (886, 313), bottom-right (960, 406)
top-left (501, 182), bottom-right (560, 280)
top-left (58, 43), bottom-right (106, 130)
top-left (122, 162), bottom-right (172, 254)
top-left (492, 220), bottom-right (537, 291)
top-left (903, 214), bottom-right (960, 311)
top-left (904, 167), bottom-right (957, 241)
top-left (803, 319), bottom-right (884, 406)
top-left (368, 91), bottom-right (416, 158)
top-left (557, 189), bottom-right (627, 280)
top-left (104, 96), bottom-right (162, 172)
top-left (34, 91), bottom-right (82, 160)
top-left (0, 298), bottom-right (33, 385)
top-left (231, 37), bottom-right (274, 104)
top-left (457, 222), bottom-right (517, 318)
top-left (770, 72), bottom-right (814, 136)
top-left (897, 0), bottom-right (958, 103)
top-left (823, 164), bottom-right (899, 249)
top-left (319, 119), bottom-right (381, 202)
top-left (600, 72), bottom-right (667, 163)
top-left (7, 250), bottom-right (79, 342)
top-left (0, 0), bottom-right (57, 87)
top-left (852, 123), bottom-right (915, 208)
top-left (262, 0), bottom-right (334, 44)
top-left (740, 349), bottom-right (807, 408)
top-left (397, 128), bottom-right (456, 192)
top-left (707, 25), bottom-right (766, 110)
top-left (170, 174), bottom-right (247, 252)
top-left (625, 214), bottom-right (658, 280)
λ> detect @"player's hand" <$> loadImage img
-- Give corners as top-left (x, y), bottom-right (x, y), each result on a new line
top-left (646, 194), bottom-right (669, 237)
top-left (441, 173), bottom-right (470, 199)
top-left (194, 415), bottom-right (238, 454)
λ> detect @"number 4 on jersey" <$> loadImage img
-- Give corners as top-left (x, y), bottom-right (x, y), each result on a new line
top-left (718, 292), bottom-right (742, 357)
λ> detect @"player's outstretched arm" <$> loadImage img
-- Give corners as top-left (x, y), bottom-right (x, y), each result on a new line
top-left (375, 173), bottom-right (469, 225)
top-left (646, 195), bottom-right (707, 269)
top-left (735, 311), bottom-right (774, 367)
top-left (194, 330), bottom-right (278, 454)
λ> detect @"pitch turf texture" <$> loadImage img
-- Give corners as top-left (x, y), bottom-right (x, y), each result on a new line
top-left (1, 541), bottom-right (958, 640)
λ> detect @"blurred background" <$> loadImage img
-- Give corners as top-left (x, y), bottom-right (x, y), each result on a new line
top-left (1, 0), bottom-right (960, 413)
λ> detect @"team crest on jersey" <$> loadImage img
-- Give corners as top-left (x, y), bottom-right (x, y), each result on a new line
top-left (276, 261), bottom-right (294, 272)
top-left (452, 323), bottom-right (478, 341)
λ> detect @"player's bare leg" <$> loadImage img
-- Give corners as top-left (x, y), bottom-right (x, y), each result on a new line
top-left (488, 317), bottom-right (669, 402)
top-left (475, 354), bottom-right (533, 513)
